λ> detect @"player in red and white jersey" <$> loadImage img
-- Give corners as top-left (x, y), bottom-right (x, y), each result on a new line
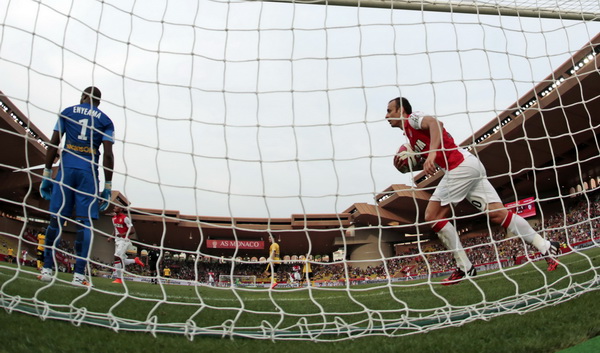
top-left (386, 97), bottom-right (560, 285)
top-left (109, 205), bottom-right (144, 284)
top-left (289, 265), bottom-right (301, 286)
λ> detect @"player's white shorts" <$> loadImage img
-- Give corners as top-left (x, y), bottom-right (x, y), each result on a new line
top-left (430, 153), bottom-right (501, 211)
top-left (114, 237), bottom-right (131, 259)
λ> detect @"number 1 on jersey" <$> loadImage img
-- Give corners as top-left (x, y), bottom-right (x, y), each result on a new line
top-left (77, 119), bottom-right (89, 140)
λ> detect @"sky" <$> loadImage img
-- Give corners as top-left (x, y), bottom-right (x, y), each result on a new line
top-left (1, 0), bottom-right (599, 218)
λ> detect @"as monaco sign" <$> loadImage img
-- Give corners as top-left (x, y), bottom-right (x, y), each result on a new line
top-left (505, 196), bottom-right (537, 219)
top-left (207, 239), bottom-right (265, 250)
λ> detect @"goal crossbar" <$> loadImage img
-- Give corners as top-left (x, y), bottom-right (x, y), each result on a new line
top-left (257, 0), bottom-right (600, 21)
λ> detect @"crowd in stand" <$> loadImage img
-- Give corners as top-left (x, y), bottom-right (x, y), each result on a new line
top-left (3, 192), bottom-right (599, 285)
top-left (135, 192), bottom-right (599, 284)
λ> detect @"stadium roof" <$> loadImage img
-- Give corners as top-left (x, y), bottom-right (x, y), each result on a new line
top-left (1, 33), bottom-right (599, 255)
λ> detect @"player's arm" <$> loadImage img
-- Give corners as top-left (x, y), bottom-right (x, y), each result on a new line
top-left (40, 130), bottom-right (62, 200)
top-left (107, 227), bottom-right (114, 242)
top-left (102, 140), bottom-right (114, 183)
top-left (124, 216), bottom-right (136, 238)
top-left (99, 140), bottom-right (114, 211)
top-left (420, 115), bottom-right (443, 175)
top-left (44, 130), bottom-right (61, 170)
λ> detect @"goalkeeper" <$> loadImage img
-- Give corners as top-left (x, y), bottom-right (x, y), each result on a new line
top-left (385, 97), bottom-right (560, 285)
top-left (38, 86), bottom-right (114, 287)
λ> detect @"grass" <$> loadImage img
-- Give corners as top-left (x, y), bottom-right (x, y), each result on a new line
top-left (1, 247), bottom-right (600, 352)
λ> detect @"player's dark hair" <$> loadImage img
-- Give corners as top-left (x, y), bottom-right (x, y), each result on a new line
top-left (83, 86), bottom-right (102, 106)
top-left (391, 97), bottom-right (412, 115)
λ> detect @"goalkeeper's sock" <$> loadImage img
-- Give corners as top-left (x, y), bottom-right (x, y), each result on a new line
top-left (43, 217), bottom-right (60, 269)
top-left (74, 218), bottom-right (92, 275)
top-left (433, 220), bottom-right (472, 272)
top-left (503, 212), bottom-right (550, 253)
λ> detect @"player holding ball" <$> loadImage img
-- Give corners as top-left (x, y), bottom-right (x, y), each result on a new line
top-left (386, 97), bottom-right (560, 285)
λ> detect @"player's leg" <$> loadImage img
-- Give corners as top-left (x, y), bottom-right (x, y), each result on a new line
top-left (149, 260), bottom-right (157, 283)
top-left (37, 248), bottom-right (44, 270)
top-left (427, 201), bottom-right (474, 278)
top-left (468, 174), bottom-right (559, 271)
top-left (39, 170), bottom-right (75, 281)
top-left (428, 160), bottom-right (486, 284)
top-left (113, 259), bottom-right (123, 282)
top-left (488, 202), bottom-right (559, 271)
top-left (134, 256), bottom-right (144, 267)
top-left (71, 170), bottom-right (99, 286)
top-left (427, 188), bottom-right (474, 278)
top-left (39, 216), bottom-right (61, 281)
top-left (124, 253), bottom-right (144, 267)
top-left (270, 263), bottom-right (279, 289)
top-left (112, 238), bottom-right (127, 283)
top-left (72, 216), bottom-right (93, 286)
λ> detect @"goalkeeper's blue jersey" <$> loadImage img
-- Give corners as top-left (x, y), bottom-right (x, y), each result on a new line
top-left (54, 103), bottom-right (114, 172)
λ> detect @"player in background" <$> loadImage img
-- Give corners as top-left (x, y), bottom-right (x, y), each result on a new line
top-left (302, 257), bottom-right (313, 287)
top-left (401, 265), bottom-right (415, 281)
top-left (163, 266), bottom-right (171, 284)
top-left (146, 244), bottom-right (160, 284)
top-left (385, 97), bottom-right (560, 285)
top-left (7, 247), bottom-right (14, 263)
top-left (290, 265), bottom-right (301, 286)
top-left (207, 272), bottom-right (215, 286)
top-left (264, 235), bottom-right (281, 289)
top-left (21, 249), bottom-right (28, 265)
top-left (36, 230), bottom-right (45, 270)
top-left (109, 205), bottom-right (144, 284)
top-left (38, 86), bottom-right (114, 287)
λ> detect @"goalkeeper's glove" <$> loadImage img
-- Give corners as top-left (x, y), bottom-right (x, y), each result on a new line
top-left (99, 181), bottom-right (112, 212)
top-left (40, 168), bottom-right (53, 200)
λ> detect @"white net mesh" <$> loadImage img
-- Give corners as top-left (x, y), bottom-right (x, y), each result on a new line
top-left (1, 0), bottom-right (599, 341)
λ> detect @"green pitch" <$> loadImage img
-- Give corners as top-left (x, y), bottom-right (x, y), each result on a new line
top-left (1, 247), bottom-right (599, 352)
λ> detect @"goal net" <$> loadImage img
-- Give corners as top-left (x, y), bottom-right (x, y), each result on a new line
top-left (1, 0), bottom-right (599, 342)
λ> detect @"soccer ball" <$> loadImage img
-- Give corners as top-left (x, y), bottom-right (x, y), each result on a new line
top-left (394, 143), bottom-right (424, 173)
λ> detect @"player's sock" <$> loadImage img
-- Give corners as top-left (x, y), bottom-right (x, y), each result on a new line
top-left (134, 257), bottom-right (144, 267)
top-left (503, 212), bottom-right (550, 253)
top-left (114, 261), bottom-right (123, 278)
top-left (42, 217), bottom-right (60, 269)
top-left (123, 258), bottom-right (135, 266)
top-left (73, 218), bottom-right (92, 275)
top-left (433, 220), bottom-right (472, 272)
